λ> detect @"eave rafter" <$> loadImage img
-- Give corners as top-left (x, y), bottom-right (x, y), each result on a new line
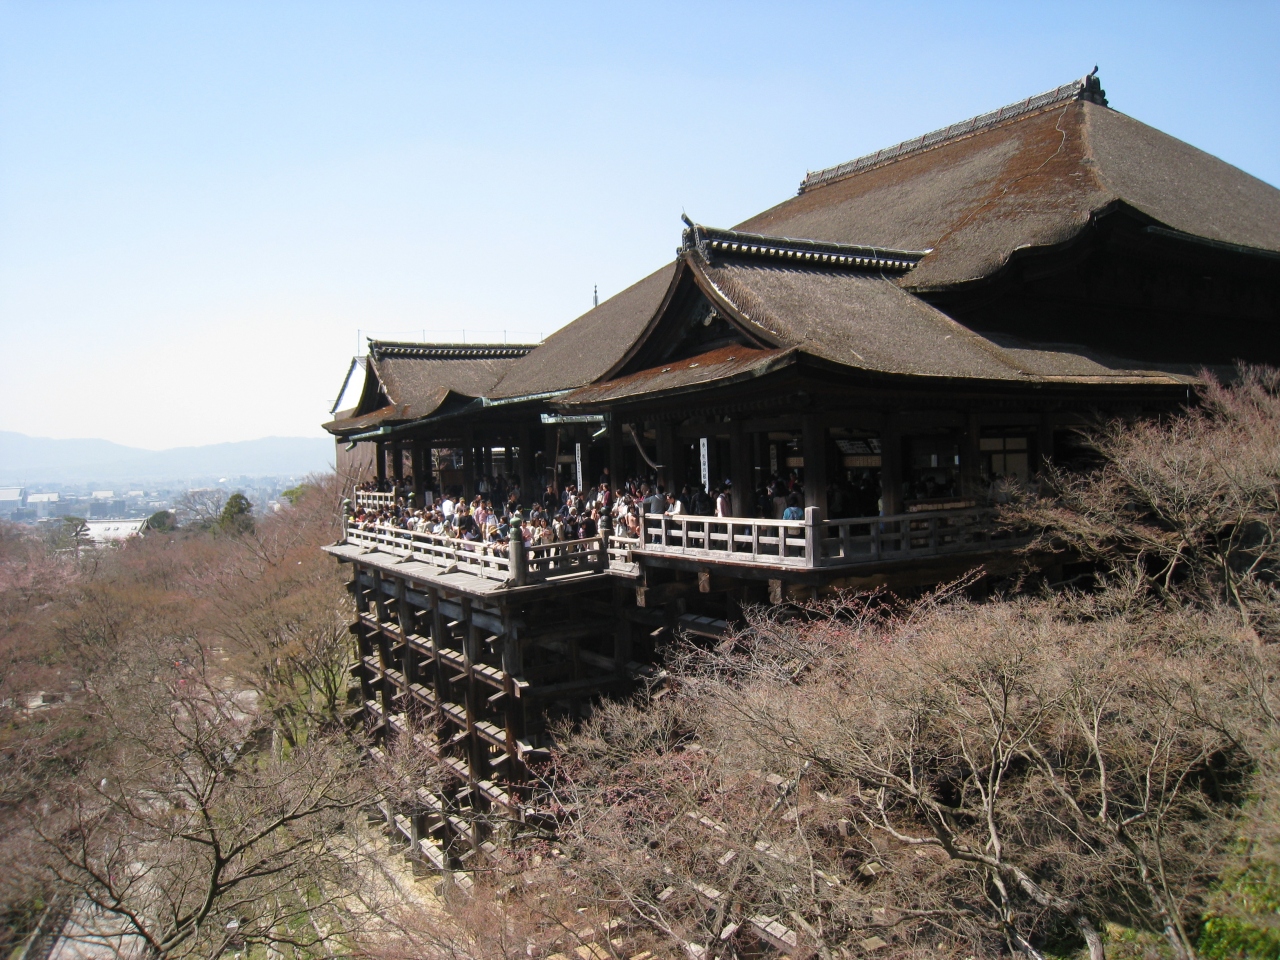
top-left (682, 220), bottom-right (928, 274)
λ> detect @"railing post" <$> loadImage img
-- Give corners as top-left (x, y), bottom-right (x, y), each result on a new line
top-left (804, 506), bottom-right (819, 568)
top-left (509, 535), bottom-right (527, 587)
top-left (598, 515), bottom-right (612, 570)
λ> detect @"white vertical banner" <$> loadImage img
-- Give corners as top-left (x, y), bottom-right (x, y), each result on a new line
top-left (575, 442), bottom-right (583, 490)
top-left (699, 437), bottom-right (710, 491)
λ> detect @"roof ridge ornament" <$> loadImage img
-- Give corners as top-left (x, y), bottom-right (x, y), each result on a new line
top-left (681, 223), bottom-right (929, 273)
top-left (367, 341), bottom-right (538, 362)
top-left (799, 69), bottom-right (1109, 194)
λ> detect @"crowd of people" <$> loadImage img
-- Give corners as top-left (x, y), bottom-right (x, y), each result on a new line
top-left (346, 469), bottom-right (819, 554)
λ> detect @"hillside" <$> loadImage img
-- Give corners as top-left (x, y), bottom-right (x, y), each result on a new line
top-left (0, 431), bottom-right (335, 484)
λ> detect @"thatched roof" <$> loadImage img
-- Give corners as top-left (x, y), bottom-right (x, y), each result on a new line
top-left (738, 76), bottom-right (1280, 291)
top-left (326, 72), bottom-right (1275, 424)
top-left (323, 342), bottom-right (535, 436)
top-left (489, 265), bottom-right (678, 399)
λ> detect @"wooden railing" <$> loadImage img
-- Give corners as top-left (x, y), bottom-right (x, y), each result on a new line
top-left (345, 521), bottom-right (511, 581)
top-left (819, 508), bottom-right (1016, 566)
top-left (343, 520), bottom-right (612, 585)
top-left (607, 534), bottom-right (640, 567)
top-left (639, 511), bottom-right (812, 567)
top-left (635, 506), bottom-right (1021, 570)
top-left (354, 490), bottom-right (397, 510)
top-left (344, 507), bottom-right (1020, 579)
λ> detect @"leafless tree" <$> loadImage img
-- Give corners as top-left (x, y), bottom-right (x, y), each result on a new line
top-left (15, 633), bottom-right (379, 959)
top-left (548, 585), bottom-right (1277, 960)
top-left (173, 488), bottom-right (227, 528)
top-left (202, 477), bottom-right (353, 746)
top-left (1011, 367), bottom-right (1280, 629)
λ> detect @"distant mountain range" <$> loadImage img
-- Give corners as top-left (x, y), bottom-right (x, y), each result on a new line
top-left (0, 431), bottom-right (335, 485)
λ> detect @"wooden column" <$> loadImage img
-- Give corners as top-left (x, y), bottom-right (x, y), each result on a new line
top-left (353, 566), bottom-right (374, 707)
top-left (375, 441), bottom-right (386, 484)
top-left (500, 607), bottom-right (523, 781)
top-left (391, 441), bottom-right (404, 484)
top-left (397, 580), bottom-right (416, 700)
top-left (545, 425), bottom-right (560, 496)
top-left (460, 598), bottom-right (485, 784)
top-left (502, 439), bottom-right (513, 477)
top-left (730, 420), bottom-right (752, 516)
top-left (961, 412), bottom-right (982, 499)
top-left (411, 442), bottom-right (426, 505)
top-left (462, 427), bottom-right (476, 499)
top-left (373, 575), bottom-right (394, 724)
top-left (428, 588), bottom-right (447, 718)
top-left (518, 425), bottom-right (534, 501)
top-left (608, 417), bottom-right (622, 493)
top-left (422, 444), bottom-right (435, 501)
top-left (1037, 412), bottom-right (1055, 473)
top-left (612, 584), bottom-right (632, 669)
top-left (656, 420), bottom-right (676, 493)
top-left (881, 415), bottom-right (902, 515)
top-left (802, 414), bottom-right (827, 520)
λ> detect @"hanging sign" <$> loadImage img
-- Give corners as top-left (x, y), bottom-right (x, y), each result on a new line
top-left (699, 438), bottom-right (710, 492)
top-left (575, 442), bottom-right (583, 490)
top-left (540, 414), bottom-right (605, 425)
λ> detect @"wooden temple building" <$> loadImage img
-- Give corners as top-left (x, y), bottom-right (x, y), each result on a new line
top-left (322, 72), bottom-right (1280, 881)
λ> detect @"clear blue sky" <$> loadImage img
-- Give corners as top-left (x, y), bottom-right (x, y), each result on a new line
top-left (1, 2), bottom-right (1276, 448)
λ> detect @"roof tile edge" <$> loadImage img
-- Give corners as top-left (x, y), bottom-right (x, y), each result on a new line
top-left (682, 223), bottom-right (929, 273)
top-left (799, 69), bottom-right (1108, 194)
top-left (368, 341), bottom-right (540, 361)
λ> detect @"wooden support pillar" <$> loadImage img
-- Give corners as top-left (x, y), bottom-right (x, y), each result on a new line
top-left (499, 607), bottom-right (523, 779)
top-left (502, 440), bottom-right (512, 477)
top-left (752, 430), bottom-right (763, 496)
top-left (608, 417), bottom-right (622, 493)
top-left (374, 576), bottom-right (395, 724)
top-left (612, 584), bottom-right (633, 668)
top-left (375, 441), bottom-right (386, 483)
top-left (460, 598), bottom-right (485, 784)
top-left (881, 415), bottom-right (902, 515)
top-left (462, 427), bottom-right (476, 499)
top-left (730, 420), bottom-right (752, 517)
top-left (545, 425), bottom-right (560, 496)
top-left (481, 445), bottom-right (493, 487)
top-left (961, 411), bottom-right (982, 499)
top-left (411, 443), bottom-right (426, 506)
top-left (656, 420), bottom-right (676, 493)
top-left (391, 441), bottom-right (404, 484)
top-left (428, 588), bottom-right (447, 718)
top-left (518, 425), bottom-right (534, 502)
top-left (397, 581), bottom-right (417, 722)
top-left (802, 414), bottom-right (827, 520)
top-left (352, 566), bottom-right (374, 706)
top-left (1037, 412), bottom-right (1055, 473)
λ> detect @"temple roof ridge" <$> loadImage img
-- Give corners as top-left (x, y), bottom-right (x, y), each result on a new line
top-left (799, 69), bottom-right (1108, 194)
top-left (681, 221), bottom-right (930, 274)
top-left (367, 341), bottom-right (539, 362)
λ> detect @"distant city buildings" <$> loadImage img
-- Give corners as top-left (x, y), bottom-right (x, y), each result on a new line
top-left (0, 476), bottom-right (310, 527)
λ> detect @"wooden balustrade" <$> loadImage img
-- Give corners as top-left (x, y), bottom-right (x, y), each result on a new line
top-left (344, 506), bottom-right (1021, 579)
top-left (634, 506), bottom-right (1021, 570)
top-left (343, 520), bottom-right (613, 585)
top-left (344, 521), bottom-right (512, 580)
top-left (354, 490), bottom-right (398, 510)
top-left (819, 507), bottom-right (1017, 565)
top-left (638, 510), bottom-right (811, 567)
